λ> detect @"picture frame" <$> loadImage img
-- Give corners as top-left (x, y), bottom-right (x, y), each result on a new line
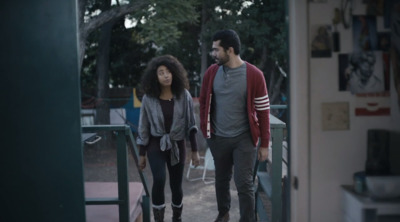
top-left (310, 24), bottom-right (332, 58)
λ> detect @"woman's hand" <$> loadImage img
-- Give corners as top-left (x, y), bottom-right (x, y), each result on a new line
top-left (139, 156), bottom-right (146, 170)
top-left (191, 151), bottom-right (200, 167)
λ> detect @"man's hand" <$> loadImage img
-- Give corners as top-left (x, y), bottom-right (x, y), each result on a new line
top-left (191, 151), bottom-right (200, 167)
top-left (139, 156), bottom-right (146, 170)
top-left (258, 147), bottom-right (269, 161)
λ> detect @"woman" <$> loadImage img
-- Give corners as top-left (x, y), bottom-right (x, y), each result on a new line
top-left (137, 55), bottom-right (200, 222)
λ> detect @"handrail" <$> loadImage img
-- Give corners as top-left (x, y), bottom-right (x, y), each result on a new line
top-left (270, 104), bottom-right (287, 110)
top-left (254, 114), bottom-right (286, 222)
top-left (82, 125), bottom-right (150, 222)
top-left (125, 127), bottom-right (151, 196)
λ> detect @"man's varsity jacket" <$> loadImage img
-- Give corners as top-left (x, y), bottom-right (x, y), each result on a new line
top-left (199, 62), bottom-right (271, 148)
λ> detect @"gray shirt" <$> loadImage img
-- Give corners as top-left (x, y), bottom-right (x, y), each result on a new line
top-left (212, 63), bottom-right (249, 137)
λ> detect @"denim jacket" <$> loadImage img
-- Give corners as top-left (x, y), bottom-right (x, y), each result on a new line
top-left (137, 89), bottom-right (197, 165)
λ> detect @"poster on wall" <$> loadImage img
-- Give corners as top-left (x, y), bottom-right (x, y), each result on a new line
top-left (355, 91), bottom-right (390, 116)
top-left (391, 0), bottom-right (400, 110)
top-left (321, 102), bottom-right (350, 131)
top-left (310, 24), bottom-right (332, 58)
top-left (352, 15), bottom-right (378, 52)
top-left (339, 54), bottom-right (351, 91)
top-left (382, 52), bottom-right (391, 91)
top-left (338, 52), bottom-right (387, 93)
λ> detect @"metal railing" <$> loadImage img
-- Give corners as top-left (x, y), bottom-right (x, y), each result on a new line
top-left (82, 125), bottom-right (151, 222)
top-left (254, 113), bottom-right (287, 222)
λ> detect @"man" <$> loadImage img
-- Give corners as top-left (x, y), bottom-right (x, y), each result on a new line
top-left (199, 29), bottom-right (270, 222)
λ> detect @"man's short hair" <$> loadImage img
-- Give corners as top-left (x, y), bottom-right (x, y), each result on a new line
top-left (212, 29), bottom-right (241, 55)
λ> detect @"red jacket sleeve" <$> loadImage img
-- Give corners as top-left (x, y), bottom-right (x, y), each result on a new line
top-left (199, 64), bottom-right (219, 138)
top-left (248, 63), bottom-right (270, 148)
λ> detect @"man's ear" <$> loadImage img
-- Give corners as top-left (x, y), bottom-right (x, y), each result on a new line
top-left (228, 47), bottom-right (234, 55)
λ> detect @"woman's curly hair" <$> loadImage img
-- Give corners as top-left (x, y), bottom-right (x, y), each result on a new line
top-left (140, 55), bottom-right (189, 99)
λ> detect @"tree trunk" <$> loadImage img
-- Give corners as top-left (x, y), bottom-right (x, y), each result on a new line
top-left (78, 0), bottom-right (87, 69)
top-left (258, 45), bottom-right (268, 71)
top-left (77, 0), bottom-right (149, 69)
top-left (200, 0), bottom-right (209, 81)
top-left (95, 0), bottom-right (114, 149)
top-left (260, 47), bottom-right (284, 116)
top-left (95, 20), bottom-right (114, 125)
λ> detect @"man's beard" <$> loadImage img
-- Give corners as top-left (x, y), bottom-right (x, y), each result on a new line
top-left (215, 54), bottom-right (229, 66)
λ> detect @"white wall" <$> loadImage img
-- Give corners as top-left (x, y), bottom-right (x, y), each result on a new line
top-left (290, 0), bottom-right (400, 222)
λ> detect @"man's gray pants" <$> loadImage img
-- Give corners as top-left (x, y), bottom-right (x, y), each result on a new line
top-left (207, 132), bottom-right (257, 222)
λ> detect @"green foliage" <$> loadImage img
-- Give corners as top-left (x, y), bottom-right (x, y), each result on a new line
top-left (81, 19), bottom-right (156, 89)
top-left (160, 22), bottom-right (203, 94)
top-left (81, 0), bottom-right (200, 90)
top-left (81, 0), bottom-right (288, 96)
top-left (108, 21), bottom-right (156, 87)
top-left (81, 29), bottom-right (100, 89)
top-left (131, 0), bottom-right (200, 47)
top-left (191, 0), bottom-right (288, 71)
top-left (238, 0), bottom-right (288, 70)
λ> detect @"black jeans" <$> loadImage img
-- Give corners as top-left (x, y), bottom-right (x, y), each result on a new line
top-left (208, 132), bottom-right (257, 222)
top-left (146, 137), bottom-right (186, 207)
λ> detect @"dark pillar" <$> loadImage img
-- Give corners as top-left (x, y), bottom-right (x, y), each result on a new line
top-left (0, 1), bottom-right (86, 222)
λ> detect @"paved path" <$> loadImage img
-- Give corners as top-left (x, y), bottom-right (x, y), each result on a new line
top-left (83, 145), bottom-right (240, 221)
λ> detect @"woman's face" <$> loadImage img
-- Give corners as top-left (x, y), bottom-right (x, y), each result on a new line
top-left (157, 65), bottom-right (173, 88)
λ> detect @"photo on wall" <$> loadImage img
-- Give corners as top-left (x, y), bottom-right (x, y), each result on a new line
top-left (352, 15), bottom-right (378, 52)
top-left (391, 0), bottom-right (400, 109)
top-left (321, 102), bottom-right (350, 131)
top-left (339, 54), bottom-right (350, 91)
top-left (310, 24), bottom-right (332, 58)
top-left (383, 52), bottom-right (391, 91)
top-left (338, 51), bottom-right (386, 94)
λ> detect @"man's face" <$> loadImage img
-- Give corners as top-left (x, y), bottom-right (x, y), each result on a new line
top-left (211, 40), bottom-right (229, 65)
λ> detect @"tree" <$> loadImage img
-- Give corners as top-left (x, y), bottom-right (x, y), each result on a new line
top-left (238, 0), bottom-right (288, 118)
top-left (80, 0), bottom-right (289, 126)
top-left (78, 0), bottom-right (149, 68)
top-left (79, 0), bottom-right (199, 129)
top-left (78, 0), bottom-right (199, 68)
top-left (195, 0), bottom-right (288, 118)
top-left (81, 23), bottom-right (156, 89)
